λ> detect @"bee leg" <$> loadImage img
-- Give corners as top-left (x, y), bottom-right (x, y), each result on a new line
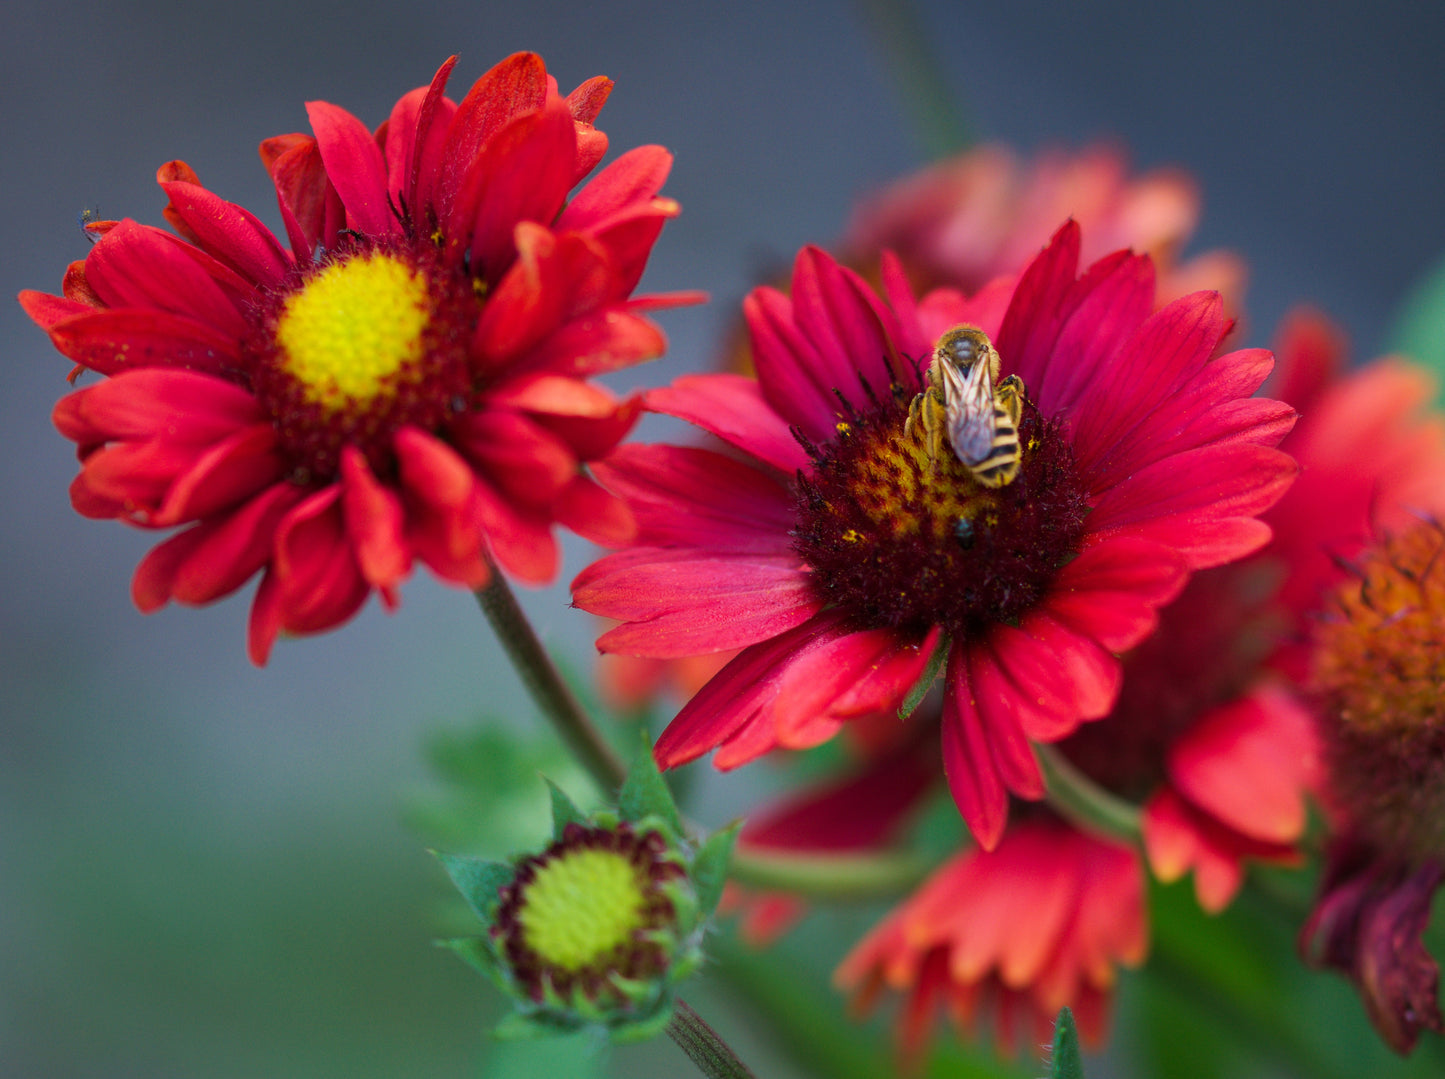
top-left (995, 375), bottom-right (1025, 427)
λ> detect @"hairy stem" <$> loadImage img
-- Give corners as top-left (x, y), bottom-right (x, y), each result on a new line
top-left (667, 998), bottom-right (758, 1079)
top-left (474, 567), bottom-right (626, 792)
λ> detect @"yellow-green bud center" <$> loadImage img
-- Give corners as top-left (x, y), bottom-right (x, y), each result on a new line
top-left (517, 847), bottom-right (649, 972)
top-left (274, 252), bottom-right (431, 410)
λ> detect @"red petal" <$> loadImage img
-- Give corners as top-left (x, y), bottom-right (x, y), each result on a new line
top-left (157, 180), bottom-right (292, 287)
top-left (472, 226), bottom-right (611, 363)
top-left (154, 423), bottom-right (287, 525)
top-left (306, 100), bottom-right (399, 239)
top-left (1069, 291), bottom-right (1229, 479)
top-left (989, 613), bottom-right (1120, 741)
top-left (941, 644), bottom-right (1010, 850)
top-left (45, 308), bottom-right (242, 378)
top-left (18, 289), bottom-right (93, 331)
top-left (555, 473), bottom-right (635, 546)
top-left (745, 282), bottom-right (845, 443)
top-left (265, 137), bottom-right (343, 255)
top-left (488, 373), bottom-right (619, 417)
top-left (430, 52), bottom-right (549, 225)
top-left (590, 443), bottom-right (795, 552)
top-left (385, 56), bottom-right (458, 217)
top-left (584, 555), bottom-right (819, 657)
top-left (516, 307), bottom-right (667, 377)
top-left (1166, 686), bottom-right (1317, 844)
top-left (653, 611), bottom-right (852, 768)
top-left (1035, 251), bottom-right (1154, 416)
top-left (769, 626), bottom-right (936, 750)
top-left (84, 220), bottom-right (250, 338)
top-left (52, 368), bottom-right (258, 444)
top-left (557, 145), bottom-right (672, 233)
top-left (450, 407), bottom-right (576, 507)
top-left (451, 101), bottom-right (577, 283)
top-left (273, 487), bottom-right (371, 633)
top-left (645, 374), bottom-right (809, 474)
top-left (1088, 442), bottom-right (1297, 567)
top-left (1047, 535), bottom-right (1188, 652)
top-left (394, 427), bottom-right (490, 587)
top-left (340, 446), bottom-right (412, 590)
top-left (995, 221), bottom-right (1081, 391)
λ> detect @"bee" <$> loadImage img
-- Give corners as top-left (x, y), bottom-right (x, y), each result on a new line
top-left (77, 207), bottom-right (107, 245)
top-left (905, 325), bottom-right (1025, 487)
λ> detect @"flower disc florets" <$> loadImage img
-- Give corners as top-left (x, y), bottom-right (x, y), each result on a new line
top-left (793, 389), bottom-right (1088, 638)
top-left (1313, 519), bottom-right (1445, 858)
top-left (492, 820), bottom-right (686, 1007)
top-left (248, 238), bottom-right (476, 482)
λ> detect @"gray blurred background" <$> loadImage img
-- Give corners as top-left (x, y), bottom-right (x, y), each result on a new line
top-left (3, 2), bottom-right (1445, 1076)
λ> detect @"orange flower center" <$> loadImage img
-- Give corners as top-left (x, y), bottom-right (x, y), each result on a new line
top-left (1313, 520), bottom-right (1445, 856)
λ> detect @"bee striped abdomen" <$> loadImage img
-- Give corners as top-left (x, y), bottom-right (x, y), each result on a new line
top-left (969, 375), bottom-right (1023, 488)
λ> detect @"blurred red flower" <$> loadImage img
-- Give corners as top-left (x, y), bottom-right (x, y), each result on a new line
top-left (22, 53), bottom-right (694, 663)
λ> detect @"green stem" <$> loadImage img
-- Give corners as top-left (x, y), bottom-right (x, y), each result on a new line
top-left (727, 846), bottom-right (930, 899)
top-left (855, 0), bottom-right (975, 157)
top-left (473, 566), bottom-right (627, 793)
top-left (667, 998), bottom-right (758, 1079)
top-left (1036, 743), bottom-right (1142, 843)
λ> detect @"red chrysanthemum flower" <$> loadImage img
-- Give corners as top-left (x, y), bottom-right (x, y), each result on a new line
top-left (843, 143), bottom-right (1245, 313)
top-left (835, 816), bottom-right (1146, 1061)
top-left (574, 222), bottom-right (1296, 849)
top-left (20, 53), bottom-right (695, 663)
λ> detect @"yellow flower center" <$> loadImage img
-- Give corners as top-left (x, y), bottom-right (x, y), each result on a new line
top-left (517, 847), bottom-right (648, 972)
top-left (274, 252), bottom-right (431, 410)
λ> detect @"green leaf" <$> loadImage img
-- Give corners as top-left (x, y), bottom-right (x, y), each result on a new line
top-left (609, 998), bottom-right (676, 1044)
top-left (898, 633), bottom-right (949, 720)
top-left (434, 936), bottom-right (506, 989)
top-left (435, 852), bottom-right (513, 924)
top-left (1388, 252), bottom-right (1445, 395)
top-left (546, 778), bottom-right (587, 839)
top-left (691, 822), bottom-right (742, 918)
top-left (1050, 1007), bottom-right (1084, 1079)
top-left (617, 740), bottom-right (683, 837)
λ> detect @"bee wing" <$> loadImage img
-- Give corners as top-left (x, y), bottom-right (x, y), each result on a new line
top-left (939, 358), bottom-right (996, 465)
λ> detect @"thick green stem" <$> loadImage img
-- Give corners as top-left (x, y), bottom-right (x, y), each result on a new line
top-left (1036, 743), bottom-right (1142, 843)
top-left (667, 998), bottom-right (758, 1079)
top-left (473, 567), bottom-right (626, 793)
top-left (727, 846), bottom-right (930, 898)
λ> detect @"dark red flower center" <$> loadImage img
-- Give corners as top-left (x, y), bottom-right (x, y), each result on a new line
top-left (791, 385), bottom-right (1089, 639)
top-left (245, 237), bottom-right (477, 483)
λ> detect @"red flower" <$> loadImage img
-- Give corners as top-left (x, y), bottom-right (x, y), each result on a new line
top-left (843, 143), bottom-right (1245, 312)
top-left (21, 54), bottom-right (694, 663)
top-left (574, 223), bottom-right (1296, 849)
top-left (835, 817), bottom-right (1147, 1061)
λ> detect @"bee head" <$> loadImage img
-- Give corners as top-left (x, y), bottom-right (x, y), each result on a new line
top-left (935, 326), bottom-right (994, 373)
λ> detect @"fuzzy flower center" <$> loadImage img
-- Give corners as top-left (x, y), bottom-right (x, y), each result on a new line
top-left (1313, 520), bottom-right (1445, 857)
top-left (517, 848), bottom-right (648, 971)
top-left (248, 241), bottom-right (476, 483)
top-left (492, 822), bottom-right (685, 1004)
top-left (275, 253), bottom-right (431, 407)
top-left (792, 386), bottom-right (1089, 638)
